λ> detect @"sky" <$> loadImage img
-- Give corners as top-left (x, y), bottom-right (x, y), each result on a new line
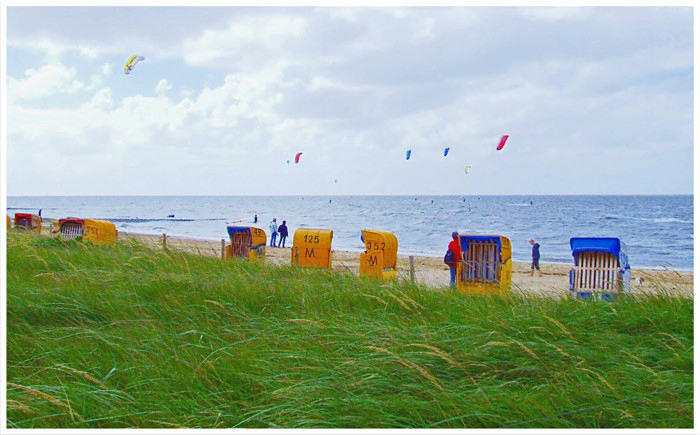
top-left (4, 6), bottom-right (695, 196)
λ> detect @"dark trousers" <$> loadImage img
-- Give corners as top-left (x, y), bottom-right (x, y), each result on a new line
top-left (279, 235), bottom-right (287, 248)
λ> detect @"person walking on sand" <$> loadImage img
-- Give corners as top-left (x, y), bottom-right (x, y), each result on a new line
top-left (529, 238), bottom-right (542, 277)
top-left (445, 231), bottom-right (462, 288)
top-left (278, 220), bottom-right (289, 248)
top-left (269, 218), bottom-right (278, 247)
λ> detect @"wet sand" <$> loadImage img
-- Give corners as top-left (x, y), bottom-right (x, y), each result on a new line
top-left (119, 232), bottom-right (694, 298)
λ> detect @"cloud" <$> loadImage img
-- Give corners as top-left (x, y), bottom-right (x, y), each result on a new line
top-left (8, 62), bottom-right (86, 100)
top-left (8, 38), bottom-right (114, 62)
top-left (155, 79), bottom-right (173, 95)
top-left (521, 7), bottom-right (590, 22)
top-left (182, 14), bottom-right (307, 67)
top-left (4, 7), bottom-right (694, 195)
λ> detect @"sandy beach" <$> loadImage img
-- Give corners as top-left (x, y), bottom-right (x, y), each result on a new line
top-left (118, 232), bottom-right (693, 298)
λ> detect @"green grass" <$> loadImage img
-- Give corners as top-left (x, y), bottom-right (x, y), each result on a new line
top-left (5, 230), bottom-right (693, 428)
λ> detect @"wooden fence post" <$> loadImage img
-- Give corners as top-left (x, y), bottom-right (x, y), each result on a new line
top-left (409, 255), bottom-right (415, 283)
top-left (162, 233), bottom-right (167, 250)
top-left (221, 239), bottom-right (226, 259)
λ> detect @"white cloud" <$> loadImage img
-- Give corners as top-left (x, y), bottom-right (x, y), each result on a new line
top-left (5, 7), bottom-right (694, 195)
top-left (155, 79), bottom-right (173, 95)
top-left (8, 38), bottom-right (113, 62)
top-left (521, 7), bottom-right (589, 22)
top-left (182, 15), bottom-right (307, 66)
top-left (85, 88), bottom-right (113, 111)
top-left (8, 63), bottom-right (86, 100)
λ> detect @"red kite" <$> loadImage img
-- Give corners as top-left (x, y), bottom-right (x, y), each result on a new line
top-left (497, 135), bottom-right (509, 151)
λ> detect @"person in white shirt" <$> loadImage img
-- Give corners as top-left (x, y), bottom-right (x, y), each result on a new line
top-left (269, 218), bottom-right (278, 247)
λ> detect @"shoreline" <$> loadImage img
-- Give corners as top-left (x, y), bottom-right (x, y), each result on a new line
top-left (119, 231), bottom-right (694, 298)
top-left (115, 229), bottom-right (693, 272)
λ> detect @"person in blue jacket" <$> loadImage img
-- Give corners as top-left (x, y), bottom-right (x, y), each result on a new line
top-left (278, 220), bottom-right (289, 248)
top-left (529, 238), bottom-right (542, 277)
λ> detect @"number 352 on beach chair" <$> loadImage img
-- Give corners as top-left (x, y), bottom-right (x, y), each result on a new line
top-left (569, 237), bottom-right (631, 300)
top-left (359, 229), bottom-right (398, 281)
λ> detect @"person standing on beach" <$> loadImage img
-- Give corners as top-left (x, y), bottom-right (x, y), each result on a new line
top-left (446, 231), bottom-right (462, 287)
top-left (269, 218), bottom-right (278, 247)
top-left (278, 220), bottom-right (289, 248)
top-left (529, 239), bottom-right (542, 277)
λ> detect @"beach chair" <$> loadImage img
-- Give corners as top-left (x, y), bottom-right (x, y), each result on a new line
top-left (58, 218), bottom-right (118, 244)
top-left (14, 213), bottom-right (42, 232)
top-left (359, 229), bottom-right (398, 281)
top-left (226, 226), bottom-right (266, 261)
top-left (569, 238), bottom-right (630, 300)
top-left (456, 234), bottom-right (512, 295)
top-left (292, 228), bottom-right (333, 269)
top-left (6, 215), bottom-right (10, 228)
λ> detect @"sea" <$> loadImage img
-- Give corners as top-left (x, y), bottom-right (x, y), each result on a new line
top-left (6, 195), bottom-right (694, 270)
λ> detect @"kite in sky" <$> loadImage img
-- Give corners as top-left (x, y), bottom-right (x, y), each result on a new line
top-left (406, 150), bottom-right (412, 160)
top-left (497, 135), bottom-right (509, 151)
top-left (444, 147), bottom-right (450, 156)
top-left (464, 165), bottom-right (471, 174)
top-left (295, 152), bottom-right (303, 164)
top-left (124, 55), bottom-right (144, 75)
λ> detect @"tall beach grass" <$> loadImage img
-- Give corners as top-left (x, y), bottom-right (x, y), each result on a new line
top-left (5, 230), bottom-right (693, 428)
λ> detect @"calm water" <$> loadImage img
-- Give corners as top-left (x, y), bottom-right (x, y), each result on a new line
top-left (7, 195), bottom-right (694, 270)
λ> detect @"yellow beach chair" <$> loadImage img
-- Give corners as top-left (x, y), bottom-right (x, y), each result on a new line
top-left (359, 229), bottom-right (398, 280)
top-left (292, 228), bottom-right (333, 268)
top-left (58, 218), bottom-right (118, 244)
top-left (226, 226), bottom-right (267, 261)
top-left (456, 234), bottom-right (512, 295)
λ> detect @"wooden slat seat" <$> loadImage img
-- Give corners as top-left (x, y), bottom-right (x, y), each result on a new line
top-left (61, 222), bottom-right (84, 239)
top-left (573, 252), bottom-right (620, 292)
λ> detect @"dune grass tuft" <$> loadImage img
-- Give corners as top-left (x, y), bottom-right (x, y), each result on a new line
top-left (6, 230), bottom-right (693, 428)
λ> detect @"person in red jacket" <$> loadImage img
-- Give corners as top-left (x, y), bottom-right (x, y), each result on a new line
top-left (447, 231), bottom-right (462, 287)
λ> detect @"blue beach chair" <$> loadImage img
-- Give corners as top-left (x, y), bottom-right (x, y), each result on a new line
top-left (569, 237), bottom-right (631, 300)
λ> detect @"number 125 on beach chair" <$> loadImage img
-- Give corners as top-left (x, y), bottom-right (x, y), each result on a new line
top-left (292, 228), bottom-right (333, 268)
top-left (569, 237), bottom-right (631, 300)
